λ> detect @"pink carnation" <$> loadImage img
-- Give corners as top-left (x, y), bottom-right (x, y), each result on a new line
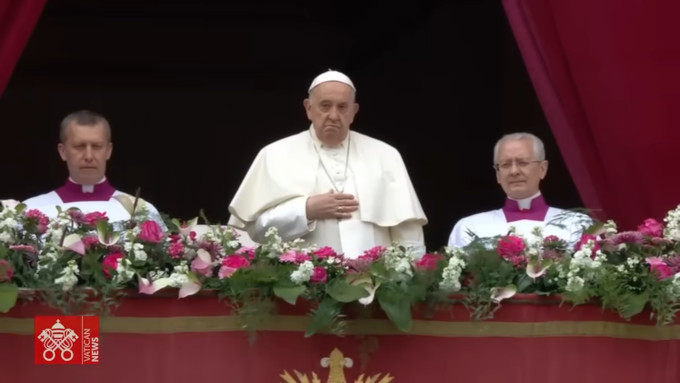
top-left (218, 255), bottom-right (251, 279)
top-left (236, 246), bottom-right (256, 260)
top-left (415, 253), bottom-right (445, 270)
top-left (575, 234), bottom-right (601, 255)
top-left (82, 236), bottom-right (100, 250)
top-left (359, 245), bottom-right (386, 262)
top-left (497, 235), bottom-right (526, 258)
top-left (638, 218), bottom-right (664, 238)
top-left (24, 209), bottom-right (49, 234)
top-left (169, 242), bottom-right (185, 259)
top-left (313, 246), bottom-right (337, 259)
top-left (646, 257), bottom-right (675, 280)
top-left (279, 250), bottom-right (312, 263)
top-left (84, 211), bottom-right (109, 226)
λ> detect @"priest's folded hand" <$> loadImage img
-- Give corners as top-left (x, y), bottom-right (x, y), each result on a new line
top-left (305, 190), bottom-right (359, 220)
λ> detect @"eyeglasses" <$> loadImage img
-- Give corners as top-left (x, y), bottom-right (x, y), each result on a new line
top-left (493, 160), bottom-right (543, 171)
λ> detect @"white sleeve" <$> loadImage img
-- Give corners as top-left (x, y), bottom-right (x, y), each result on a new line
top-left (448, 219), bottom-right (471, 248)
top-left (389, 220), bottom-right (426, 258)
top-left (245, 196), bottom-right (315, 243)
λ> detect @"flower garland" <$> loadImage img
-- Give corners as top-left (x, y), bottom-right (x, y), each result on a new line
top-left (2, 203), bottom-right (680, 334)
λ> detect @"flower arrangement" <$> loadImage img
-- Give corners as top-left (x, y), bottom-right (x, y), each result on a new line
top-left (2, 202), bottom-right (680, 336)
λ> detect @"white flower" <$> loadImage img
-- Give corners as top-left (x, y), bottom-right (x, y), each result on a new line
top-left (113, 258), bottom-right (135, 284)
top-left (0, 231), bottom-right (13, 244)
top-left (603, 220), bottom-right (618, 236)
top-left (290, 260), bottom-right (314, 284)
top-left (168, 261), bottom-right (190, 287)
top-left (439, 247), bottom-right (466, 292)
top-left (54, 260), bottom-right (79, 291)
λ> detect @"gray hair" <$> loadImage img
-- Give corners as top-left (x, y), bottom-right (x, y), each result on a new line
top-left (493, 132), bottom-right (545, 164)
top-left (59, 110), bottom-right (111, 143)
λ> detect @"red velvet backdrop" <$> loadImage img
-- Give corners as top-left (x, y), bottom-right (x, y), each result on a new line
top-left (503, 0), bottom-right (680, 230)
top-left (0, 0), bottom-right (45, 96)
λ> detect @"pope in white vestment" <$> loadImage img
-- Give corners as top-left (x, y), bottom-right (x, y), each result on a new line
top-left (448, 132), bottom-right (592, 249)
top-left (228, 70), bottom-right (428, 258)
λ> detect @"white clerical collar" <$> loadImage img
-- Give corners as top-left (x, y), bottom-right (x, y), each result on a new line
top-left (69, 177), bottom-right (107, 193)
top-left (508, 191), bottom-right (542, 210)
top-left (309, 124), bottom-right (350, 149)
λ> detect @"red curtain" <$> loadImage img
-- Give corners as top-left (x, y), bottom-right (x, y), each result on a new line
top-left (0, 0), bottom-right (46, 96)
top-left (503, 0), bottom-right (680, 230)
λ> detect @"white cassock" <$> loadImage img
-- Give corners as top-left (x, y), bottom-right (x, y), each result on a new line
top-left (448, 192), bottom-right (591, 248)
top-left (228, 126), bottom-right (428, 258)
top-left (22, 178), bottom-right (167, 230)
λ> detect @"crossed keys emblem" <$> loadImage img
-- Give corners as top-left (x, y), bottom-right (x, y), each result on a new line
top-left (37, 319), bottom-right (79, 361)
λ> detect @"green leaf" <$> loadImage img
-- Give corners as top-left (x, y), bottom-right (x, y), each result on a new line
top-left (376, 285), bottom-right (412, 332)
top-left (370, 261), bottom-right (390, 279)
top-left (305, 297), bottom-right (343, 337)
top-left (622, 292), bottom-right (649, 319)
top-left (171, 218), bottom-right (182, 230)
top-left (347, 273), bottom-right (373, 287)
top-left (325, 278), bottom-right (370, 303)
top-left (273, 285), bottom-right (306, 305)
top-left (0, 283), bottom-right (19, 313)
top-left (515, 274), bottom-right (534, 293)
top-left (15, 203), bottom-right (27, 214)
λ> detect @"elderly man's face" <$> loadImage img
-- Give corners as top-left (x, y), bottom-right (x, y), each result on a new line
top-left (495, 138), bottom-right (548, 199)
top-left (304, 81), bottom-right (359, 147)
top-left (58, 123), bottom-right (112, 185)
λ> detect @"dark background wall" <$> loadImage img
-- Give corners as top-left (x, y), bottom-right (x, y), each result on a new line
top-left (0, 0), bottom-right (582, 248)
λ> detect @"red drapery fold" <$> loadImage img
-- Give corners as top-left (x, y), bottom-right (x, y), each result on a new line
top-left (503, 0), bottom-right (680, 230)
top-left (0, 0), bottom-right (46, 96)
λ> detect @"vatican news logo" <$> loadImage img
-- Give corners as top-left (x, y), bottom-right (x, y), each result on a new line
top-left (34, 316), bottom-right (100, 365)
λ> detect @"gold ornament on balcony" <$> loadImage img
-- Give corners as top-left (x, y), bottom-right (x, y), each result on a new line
top-left (279, 348), bottom-right (394, 383)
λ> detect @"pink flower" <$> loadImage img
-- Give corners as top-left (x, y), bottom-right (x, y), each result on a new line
top-left (497, 236), bottom-right (526, 258)
top-left (9, 244), bottom-right (38, 254)
top-left (415, 253), bottom-right (445, 270)
top-left (313, 246), bottom-right (337, 259)
top-left (575, 234), bottom-right (601, 255)
top-left (310, 266), bottom-right (328, 283)
top-left (544, 235), bottom-right (560, 243)
top-left (236, 246), bottom-right (256, 260)
top-left (279, 250), bottom-right (312, 263)
top-left (84, 211), bottom-right (108, 226)
top-left (638, 218), bottom-right (664, 238)
top-left (198, 241), bottom-right (223, 258)
top-left (0, 259), bottom-right (14, 282)
top-left (607, 231), bottom-right (644, 245)
top-left (82, 236), bottom-right (100, 250)
top-left (646, 257), bottom-right (675, 280)
top-left (138, 220), bottom-right (164, 243)
top-left (169, 242), bottom-right (185, 259)
top-left (191, 256), bottom-right (213, 277)
top-left (24, 209), bottom-right (49, 234)
top-left (359, 245), bottom-right (386, 262)
top-left (102, 252), bottom-right (124, 278)
top-left (218, 255), bottom-right (251, 279)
